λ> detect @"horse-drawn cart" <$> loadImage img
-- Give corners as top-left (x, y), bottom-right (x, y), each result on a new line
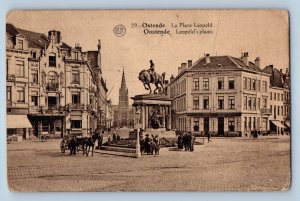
top-left (60, 134), bottom-right (96, 157)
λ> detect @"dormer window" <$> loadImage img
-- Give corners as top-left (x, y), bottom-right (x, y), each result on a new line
top-left (49, 54), bottom-right (56, 67)
top-left (32, 51), bottom-right (37, 59)
top-left (17, 39), bottom-right (23, 50)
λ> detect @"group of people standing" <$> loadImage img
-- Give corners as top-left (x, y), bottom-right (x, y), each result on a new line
top-left (177, 132), bottom-right (196, 151)
top-left (140, 134), bottom-right (160, 155)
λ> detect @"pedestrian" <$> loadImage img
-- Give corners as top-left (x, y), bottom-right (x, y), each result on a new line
top-left (70, 136), bottom-right (77, 155)
top-left (254, 129), bottom-right (258, 139)
top-left (207, 131), bottom-right (212, 143)
top-left (98, 131), bottom-right (104, 150)
top-left (113, 132), bottom-right (116, 142)
top-left (190, 133), bottom-right (195, 152)
top-left (177, 133), bottom-right (183, 150)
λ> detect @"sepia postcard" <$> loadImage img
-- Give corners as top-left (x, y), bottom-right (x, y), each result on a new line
top-left (6, 10), bottom-right (290, 192)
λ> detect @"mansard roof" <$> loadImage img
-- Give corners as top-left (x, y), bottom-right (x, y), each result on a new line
top-left (189, 55), bottom-right (262, 73)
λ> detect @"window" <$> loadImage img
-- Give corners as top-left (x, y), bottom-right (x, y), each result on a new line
top-left (72, 70), bottom-right (80, 84)
top-left (218, 77), bottom-right (224, 90)
top-left (277, 93), bottom-right (280, 101)
top-left (228, 96), bottom-right (235, 109)
top-left (193, 97), bottom-right (199, 109)
top-left (228, 77), bottom-right (235, 89)
top-left (244, 96), bottom-right (247, 109)
top-left (257, 80), bottom-right (260, 91)
top-left (71, 120), bottom-right (82, 129)
top-left (17, 39), bottom-right (23, 50)
top-left (193, 117), bottom-right (199, 131)
top-left (228, 117), bottom-right (235, 132)
top-left (31, 96), bottom-right (38, 106)
top-left (243, 78), bottom-right (247, 89)
top-left (252, 79), bottom-right (256, 90)
top-left (248, 78), bottom-right (252, 90)
top-left (49, 55), bottom-right (56, 67)
top-left (248, 97), bottom-right (252, 110)
top-left (263, 98), bottom-right (267, 108)
top-left (270, 92), bottom-right (272, 100)
top-left (47, 72), bottom-right (59, 91)
top-left (253, 117), bottom-right (256, 129)
top-left (281, 106), bottom-right (283, 116)
top-left (281, 94), bottom-right (283, 101)
top-left (263, 81), bottom-right (267, 92)
top-left (17, 87), bottom-right (25, 103)
top-left (257, 98), bottom-right (261, 109)
top-left (32, 52), bottom-right (37, 59)
top-left (16, 60), bottom-right (25, 77)
top-left (274, 93), bottom-right (276, 101)
top-left (72, 92), bottom-right (81, 104)
top-left (244, 117), bottom-right (247, 130)
top-left (193, 78), bottom-right (199, 90)
top-left (249, 117), bottom-right (252, 130)
top-left (31, 70), bottom-right (38, 83)
top-left (270, 105), bottom-right (273, 115)
top-left (203, 78), bottom-right (209, 90)
top-left (7, 86), bottom-right (11, 101)
top-left (203, 97), bottom-right (209, 109)
top-left (218, 96), bottom-right (224, 109)
top-left (253, 98), bottom-right (256, 110)
top-left (278, 106), bottom-right (280, 115)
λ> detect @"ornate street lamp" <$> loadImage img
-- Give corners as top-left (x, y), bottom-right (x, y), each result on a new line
top-left (135, 105), bottom-right (141, 158)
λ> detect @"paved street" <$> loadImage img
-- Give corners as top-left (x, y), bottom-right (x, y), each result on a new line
top-left (7, 136), bottom-right (290, 192)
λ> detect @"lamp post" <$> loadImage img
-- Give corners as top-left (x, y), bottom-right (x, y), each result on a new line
top-left (135, 106), bottom-right (141, 158)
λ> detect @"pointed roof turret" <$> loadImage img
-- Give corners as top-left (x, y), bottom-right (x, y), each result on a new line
top-left (120, 68), bottom-right (127, 91)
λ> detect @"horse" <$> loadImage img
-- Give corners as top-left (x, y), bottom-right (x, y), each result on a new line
top-left (138, 69), bottom-right (166, 94)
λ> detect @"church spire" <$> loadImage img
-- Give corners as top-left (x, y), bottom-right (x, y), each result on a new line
top-left (120, 68), bottom-right (127, 91)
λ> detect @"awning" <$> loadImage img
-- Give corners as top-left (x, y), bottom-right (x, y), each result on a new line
top-left (271, 120), bottom-right (285, 128)
top-left (70, 116), bottom-right (82, 120)
top-left (285, 121), bottom-right (290, 128)
top-left (7, 115), bottom-right (33, 128)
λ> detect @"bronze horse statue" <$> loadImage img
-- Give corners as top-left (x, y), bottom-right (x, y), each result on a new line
top-left (138, 69), bottom-right (166, 94)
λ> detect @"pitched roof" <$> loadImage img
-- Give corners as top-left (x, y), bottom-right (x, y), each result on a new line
top-left (6, 23), bottom-right (21, 36)
top-left (189, 55), bottom-right (262, 72)
top-left (263, 65), bottom-right (285, 88)
top-left (17, 28), bottom-right (50, 49)
top-left (6, 23), bottom-right (72, 50)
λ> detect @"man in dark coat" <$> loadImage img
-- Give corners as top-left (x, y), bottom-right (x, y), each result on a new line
top-left (207, 131), bottom-right (212, 143)
top-left (70, 136), bottom-right (77, 155)
top-left (177, 133), bottom-right (183, 150)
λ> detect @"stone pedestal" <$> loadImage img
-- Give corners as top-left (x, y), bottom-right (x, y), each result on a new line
top-left (132, 94), bottom-right (175, 138)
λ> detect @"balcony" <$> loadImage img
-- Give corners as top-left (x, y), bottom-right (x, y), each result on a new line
top-left (46, 83), bottom-right (59, 91)
top-left (260, 108), bottom-right (272, 115)
top-left (68, 103), bottom-right (84, 110)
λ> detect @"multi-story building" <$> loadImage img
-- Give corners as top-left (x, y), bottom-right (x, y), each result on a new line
top-left (6, 23), bottom-right (109, 140)
top-left (168, 53), bottom-right (280, 137)
top-left (263, 65), bottom-right (290, 134)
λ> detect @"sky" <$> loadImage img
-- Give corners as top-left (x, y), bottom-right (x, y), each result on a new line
top-left (7, 10), bottom-right (289, 105)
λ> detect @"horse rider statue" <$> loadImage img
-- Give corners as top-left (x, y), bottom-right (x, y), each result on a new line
top-left (149, 60), bottom-right (155, 83)
top-left (138, 60), bottom-right (166, 94)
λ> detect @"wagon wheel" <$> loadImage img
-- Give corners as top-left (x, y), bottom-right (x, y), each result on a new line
top-left (60, 141), bottom-right (66, 153)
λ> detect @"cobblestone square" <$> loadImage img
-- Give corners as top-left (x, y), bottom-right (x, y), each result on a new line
top-left (7, 136), bottom-right (290, 192)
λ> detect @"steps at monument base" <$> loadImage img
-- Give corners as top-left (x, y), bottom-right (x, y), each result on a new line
top-left (101, 146), bottom-right (136, 153)
top-left (97, 149), bottom-right (136, 157)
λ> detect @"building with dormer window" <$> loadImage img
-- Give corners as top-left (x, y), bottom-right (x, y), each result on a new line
top-left (6, 23), bottom-right (110, 140)
top-left (167, 53), bottom-right (289, 137)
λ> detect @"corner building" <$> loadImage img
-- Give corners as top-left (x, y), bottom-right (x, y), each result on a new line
top-left (168, 53), bottom-right (272, 137)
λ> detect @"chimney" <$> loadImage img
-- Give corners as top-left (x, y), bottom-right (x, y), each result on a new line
top-left (178, 67), bottom-right (182, 74)
top-left (205, 54), bottom-right (210, 64)
top-left (181, 63), bottom-right (187, 71)
top-left (242, 52), bottom-right (249, 66)
top-left (188, 60), bottom-right (192, 68)
top-left (255, 57), bottom-right (260, 68)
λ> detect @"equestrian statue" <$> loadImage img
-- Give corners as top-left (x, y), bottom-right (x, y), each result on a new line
top-left (138, 60), bottom-right (166, 94)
